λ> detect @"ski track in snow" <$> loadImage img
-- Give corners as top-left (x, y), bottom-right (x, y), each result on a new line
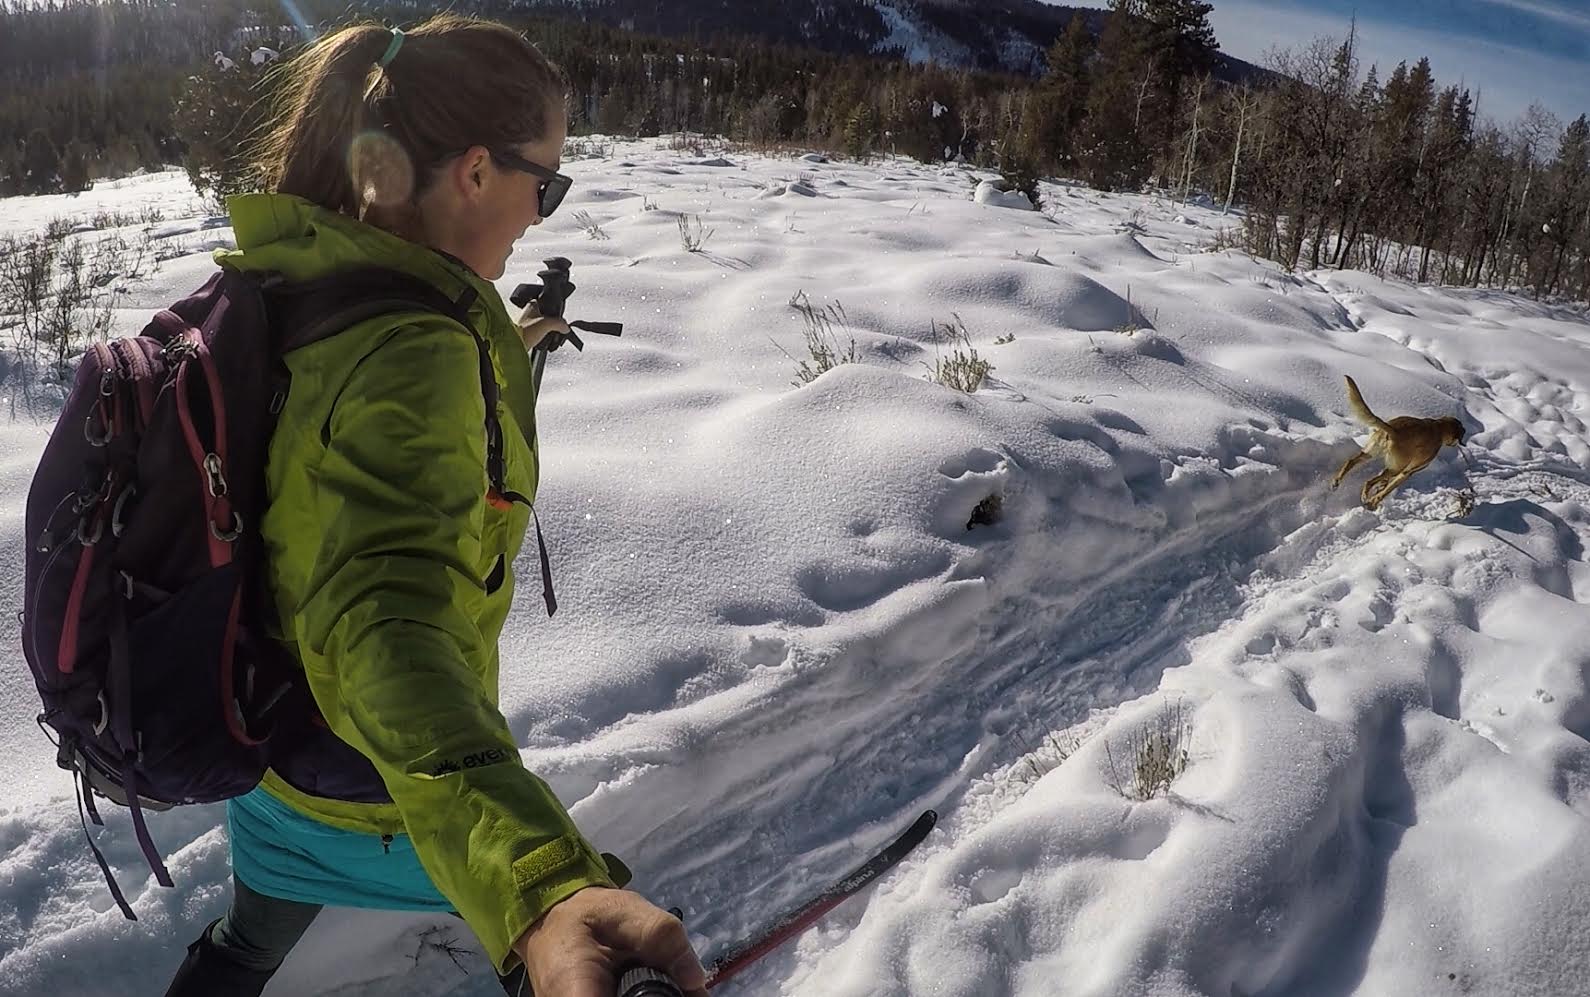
top-left (2, 143), bottom-right (1590, 996)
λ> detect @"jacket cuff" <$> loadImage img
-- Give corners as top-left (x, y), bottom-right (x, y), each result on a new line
top-left (488, 835), bottom-right (617, 975)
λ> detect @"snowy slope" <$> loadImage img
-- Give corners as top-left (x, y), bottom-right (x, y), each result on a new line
top-left (2, 142), bottom-right (1590, 997)
top-left (869, 1), bottom-right (975, 65)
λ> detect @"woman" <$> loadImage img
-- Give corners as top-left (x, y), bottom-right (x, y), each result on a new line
top-left (162, 16), bottom-right (705, 997)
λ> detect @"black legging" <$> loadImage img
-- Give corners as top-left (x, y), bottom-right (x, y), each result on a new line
top-left (199, 875), bottom-right (527, 995)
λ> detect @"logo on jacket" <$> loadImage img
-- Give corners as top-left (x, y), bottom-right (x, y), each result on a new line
top-left (428, 748), bottom-right (510, 777)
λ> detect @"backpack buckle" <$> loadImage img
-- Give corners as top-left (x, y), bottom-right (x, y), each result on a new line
top-left (83, 411), bottom-right (110, 447)
top-left (210, 512), bottom-right (244, 543)
top-left (111, 486), bottom-right (136, 538)
top-left (35, 711), bottom-right (60, 747)
top-left (92, 691), bottom-right (109, 737)
top-left (202, 453), bottom-right (229, 498)
top-left (75, 514), bottom-right (105, 547)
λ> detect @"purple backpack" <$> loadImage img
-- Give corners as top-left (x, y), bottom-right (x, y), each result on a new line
top-left (22, 266), bottom-right (545, 918)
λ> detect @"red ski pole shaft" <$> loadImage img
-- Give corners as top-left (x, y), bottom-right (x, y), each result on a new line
top-left (705, 810), bottom-right (937, 990)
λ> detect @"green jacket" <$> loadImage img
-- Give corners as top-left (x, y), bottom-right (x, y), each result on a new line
top-left (217, 193), bottom-right (614, 972)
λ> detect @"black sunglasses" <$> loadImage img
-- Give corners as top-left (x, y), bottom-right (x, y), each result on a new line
top-left (488, 148), bottom-right (572, 218)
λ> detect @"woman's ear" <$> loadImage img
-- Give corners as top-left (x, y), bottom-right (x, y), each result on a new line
top-left (441, 146), bottom-right (491, 197)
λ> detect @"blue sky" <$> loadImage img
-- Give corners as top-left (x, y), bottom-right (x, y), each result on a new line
top-left (1063, 0), bottom-right (1589, 126)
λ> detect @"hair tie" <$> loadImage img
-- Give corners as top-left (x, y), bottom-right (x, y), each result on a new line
top-left (377, 28), bottom-right (404, 69)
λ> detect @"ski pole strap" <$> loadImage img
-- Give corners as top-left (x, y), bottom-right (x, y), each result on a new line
top-left (570, 319), bottom-right (623, 337)
top-left (531, 507), bottom-right (557, 617)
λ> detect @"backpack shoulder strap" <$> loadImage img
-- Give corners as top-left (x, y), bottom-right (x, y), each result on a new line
top-left (267, 266), bottom-right (475, 353)
top-left (264, 267), bottom-right (555, 616)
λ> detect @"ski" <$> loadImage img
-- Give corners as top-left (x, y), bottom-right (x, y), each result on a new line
top-left (705, 809), bottom-right (938, 989)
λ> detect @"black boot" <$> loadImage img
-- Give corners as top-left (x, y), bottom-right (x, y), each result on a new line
top-left (163, 921), bottom-right (277, 997)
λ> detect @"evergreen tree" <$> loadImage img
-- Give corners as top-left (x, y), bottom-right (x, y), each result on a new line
top-left (22, 129), bottom-right (60, 195)
top-left (1079, 1), bottom-right (1155, 189)
top-left (1031, 15), bottom-right (1093, 170)
top-left (843, 101), bottom-right (881, 161)
top-left (60, 139), bottom-right (92, 193)
top-left (1141, 0), bottom-right (1217, 147)
top-left (171, 56), bottom-right (278, 199)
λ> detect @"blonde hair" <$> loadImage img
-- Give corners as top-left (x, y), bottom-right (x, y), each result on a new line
top-left (253, 14), bottom-right (567, 217)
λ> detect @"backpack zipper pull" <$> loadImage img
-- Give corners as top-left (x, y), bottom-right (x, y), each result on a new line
top-left (380, 833), bottom-right (393, 854)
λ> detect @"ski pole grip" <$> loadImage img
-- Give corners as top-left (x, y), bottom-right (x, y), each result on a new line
top-left (617, 966), bottom-right (683, 997)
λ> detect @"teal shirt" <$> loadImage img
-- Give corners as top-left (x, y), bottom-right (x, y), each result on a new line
top-left (229, 788), bottom-right (455, 912)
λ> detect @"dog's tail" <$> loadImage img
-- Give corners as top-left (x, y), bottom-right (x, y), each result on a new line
top-left (1344, 375), bottom-right (1391, 432)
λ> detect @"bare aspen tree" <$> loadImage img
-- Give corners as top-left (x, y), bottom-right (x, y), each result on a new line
top-left (1224, 83), bottom-right (1261, 214)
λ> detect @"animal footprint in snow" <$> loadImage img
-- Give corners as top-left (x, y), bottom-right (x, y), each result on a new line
top-left (938, 447), bottom-right (1004, 479)
top-left (969, 866), bottom-right (1023, 903)
top-left (1245, 632), bottom-right (1278, 656)
top-left (741, 636), bottom-right (790, 668)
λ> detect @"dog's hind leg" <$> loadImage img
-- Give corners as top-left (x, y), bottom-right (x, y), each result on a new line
top-left (1332, 450), bottom-right (1371, 489)
top-left (1365, 469), bottom-right (1415, 510)
top-left (1361, 469), bottom-right (1393, 507)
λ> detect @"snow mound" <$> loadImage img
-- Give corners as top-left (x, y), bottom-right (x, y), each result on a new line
top-left (758, 181), bottom-right (820, 199)
top-left (974, 180), bottom-right (1036, 211)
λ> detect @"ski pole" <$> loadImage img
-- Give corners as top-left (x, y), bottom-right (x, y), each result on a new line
top-left (617, 966), bottom-right (684, 997)
top-left (612, 809), bottom-right (938, 995)
top-left (511, 257), bottom-right (623, 399)
top-left (704, 810), bottom-right (936, 989)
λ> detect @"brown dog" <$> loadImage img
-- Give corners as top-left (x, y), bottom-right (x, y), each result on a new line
top-left (1330, 375), bottom-right (1466, 510)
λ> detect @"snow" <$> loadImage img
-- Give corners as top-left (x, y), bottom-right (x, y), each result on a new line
top-left (0, 171), bottom-right (210, 238)
top-left (3, 139), bottom-right (1590, 996)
